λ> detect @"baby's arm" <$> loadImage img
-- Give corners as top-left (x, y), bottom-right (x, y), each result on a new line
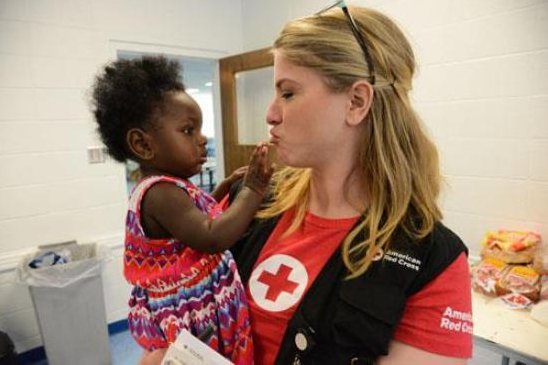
top-left (142, 143), bottom-right (273, 253)
top-left (210, 166), bottom-right (248, 202)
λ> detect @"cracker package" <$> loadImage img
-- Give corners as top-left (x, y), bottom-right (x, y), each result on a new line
top-left (472, 257), bottom-right (509, 296)
top-left (495, 265), bottom-right (541, 306)
top-left (540, 275), bottom-right (548, 302)
top-left (481, 230), bottom-right (540, 264)
top-left (533, 242), bottom-right (548, 275)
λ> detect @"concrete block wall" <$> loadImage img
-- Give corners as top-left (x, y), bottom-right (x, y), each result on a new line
top-left (406, 0), bottom-right (548, 256)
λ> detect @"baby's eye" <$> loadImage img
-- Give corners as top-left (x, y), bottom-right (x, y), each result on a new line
top-left (182, 127), bottom-right (194, 135)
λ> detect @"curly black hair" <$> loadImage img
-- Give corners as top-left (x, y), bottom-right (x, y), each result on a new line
top-left (91, 56), bottom-right (185, 162)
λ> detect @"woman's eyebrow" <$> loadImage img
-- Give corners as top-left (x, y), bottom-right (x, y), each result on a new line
top-left (275, 78), bottom-right (299, 89)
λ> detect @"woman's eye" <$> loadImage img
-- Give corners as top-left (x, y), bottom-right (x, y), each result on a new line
top-left (281, 91), bottom-right (294, 100)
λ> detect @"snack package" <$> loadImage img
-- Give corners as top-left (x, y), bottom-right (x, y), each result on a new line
top-left (500, 293), bottom-right (533, 310)
top-left (472, 257), bottom-right (509, 296)
top-left (495, 265), bottom-right (540, 305)
top-left (540, 275), bottom-right (548, 301)
top-left (533, 243), bottom-right (548, 275)
top-left (481, 230), bottom-right (541, 264)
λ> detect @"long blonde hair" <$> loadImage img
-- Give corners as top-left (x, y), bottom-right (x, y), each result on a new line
top-left (258, 6), bottom-right (442, 278)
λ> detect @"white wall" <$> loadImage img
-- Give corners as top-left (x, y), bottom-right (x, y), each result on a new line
top-left (236, 67), bottom-right (274, 145)
top-left (0, 0), bottom-right (243, 353)
top-left (240, 0), bottom-right (548, 258)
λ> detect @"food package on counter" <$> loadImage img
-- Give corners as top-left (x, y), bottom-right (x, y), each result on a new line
top-left (533, 243), bottom-right (548, 275)
top-left (472, 257), bottom-right (509, 296)
top-left (500, 293), bottom-right (534, 310)
top-left (540, 275), bottom-right (548, 301)
top-left (481, 230), bottom-right (541, 264)
top-left (495, 265), bottom-right (540, 308)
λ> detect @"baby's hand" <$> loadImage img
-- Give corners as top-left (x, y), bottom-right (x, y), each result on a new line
top-left (243, 142), bottom-right (274, 196)
top-left (223, 166), bottom-right (248, 185)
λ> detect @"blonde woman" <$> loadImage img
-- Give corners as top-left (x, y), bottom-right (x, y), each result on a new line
top-left (229, 2), bottom-right (472, 365)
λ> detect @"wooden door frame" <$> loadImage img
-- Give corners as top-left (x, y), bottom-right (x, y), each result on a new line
top-left (219, 48), bottom-right (273, 175)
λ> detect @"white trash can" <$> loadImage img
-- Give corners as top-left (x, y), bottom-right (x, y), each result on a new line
top-left (17, 241), bottom-right (112, 365)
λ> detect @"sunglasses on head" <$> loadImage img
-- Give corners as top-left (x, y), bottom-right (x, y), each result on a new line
top-left (316, 0), bottom-right (376, 85)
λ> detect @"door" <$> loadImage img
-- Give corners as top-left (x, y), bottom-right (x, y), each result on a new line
top-left (219, 48), bottom-right (274, 175)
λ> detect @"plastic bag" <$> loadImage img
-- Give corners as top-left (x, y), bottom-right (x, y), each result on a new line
top-left (16, 241), bottom-right (111, 288)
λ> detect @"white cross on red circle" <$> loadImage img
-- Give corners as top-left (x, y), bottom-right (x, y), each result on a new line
top-left (249, 254), bottom-right (308, 312)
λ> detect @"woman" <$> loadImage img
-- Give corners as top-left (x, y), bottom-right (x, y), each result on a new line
top-left (229, 3), bottom-right (473, 365)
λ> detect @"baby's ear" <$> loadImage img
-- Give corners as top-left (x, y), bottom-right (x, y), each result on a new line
top-left (127, 128), bottom-right (154, 160)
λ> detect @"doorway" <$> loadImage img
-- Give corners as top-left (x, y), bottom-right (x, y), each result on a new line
top-left (219, 48), bottom-right (274, 175)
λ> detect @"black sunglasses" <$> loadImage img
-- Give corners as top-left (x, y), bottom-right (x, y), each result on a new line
top-left (316, 0), bottom-right (376, 85)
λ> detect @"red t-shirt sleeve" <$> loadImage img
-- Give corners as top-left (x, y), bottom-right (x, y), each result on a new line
top-left (217, 194), bottom-right (230, 211)
top-left (393, 252), bottom-right (473, 358)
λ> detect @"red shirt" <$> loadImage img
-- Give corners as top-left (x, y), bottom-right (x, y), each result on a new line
top-left (246, 210), bottom-right (473, 363)
top-left (393, 252), bottom-right (473, 358)
top-left (247, 210), bottom-right (358, 365)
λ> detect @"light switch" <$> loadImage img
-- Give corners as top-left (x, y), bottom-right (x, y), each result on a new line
top-left (87, 146), bottom-right (107, 164)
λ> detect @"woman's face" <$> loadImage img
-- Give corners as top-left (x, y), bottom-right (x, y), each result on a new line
top-left (266, 51), bottom-right (352, 168)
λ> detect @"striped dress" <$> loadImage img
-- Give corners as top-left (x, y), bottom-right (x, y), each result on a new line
top-left (124, 175), bottom-right (253, 364)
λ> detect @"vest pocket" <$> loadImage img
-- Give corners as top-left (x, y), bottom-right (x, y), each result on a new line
top-left (332, 279), bottom-right (406, 356)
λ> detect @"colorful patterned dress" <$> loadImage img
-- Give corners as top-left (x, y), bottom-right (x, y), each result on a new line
top-left (124, 175), bottom-right (253, 364)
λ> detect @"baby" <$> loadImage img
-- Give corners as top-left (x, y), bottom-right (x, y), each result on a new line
top-left (91, 56), bottom-right (272, 365)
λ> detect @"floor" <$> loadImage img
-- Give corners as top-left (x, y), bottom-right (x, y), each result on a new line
top-left (22, 331), bottom-right (525, 364)
top-left (109, 331), bottom-right (141, 365)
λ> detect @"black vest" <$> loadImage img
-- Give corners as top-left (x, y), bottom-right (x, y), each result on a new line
top-left (229, 188), bottom-right (467, 364)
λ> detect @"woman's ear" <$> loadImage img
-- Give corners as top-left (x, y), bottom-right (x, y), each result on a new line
top-left (126, 128), bottom-right (154, 160)
top-left (346, 80), bottom-right (374, 126)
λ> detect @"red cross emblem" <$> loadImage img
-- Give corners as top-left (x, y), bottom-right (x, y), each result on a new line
top-left (249, 254), bottom-right (308, 312)
top-left (257, 264), bottom-right (299, 302)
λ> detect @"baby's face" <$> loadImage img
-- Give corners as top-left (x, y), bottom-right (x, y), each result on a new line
top-left (148, 91), bottom-right (208, 178)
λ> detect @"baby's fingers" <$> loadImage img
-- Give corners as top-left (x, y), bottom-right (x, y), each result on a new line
top-left (249, 143), bottom-right (267, 169)
top-left (264, 162), bottom-right (276, 179)
top-left (243, 143), bottom-right (272, 195)
top-left (247, 143), bottom-right (263, 168)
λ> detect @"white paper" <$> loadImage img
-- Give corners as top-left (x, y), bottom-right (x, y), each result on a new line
top-left (161, 329), bottom-right (234, 365)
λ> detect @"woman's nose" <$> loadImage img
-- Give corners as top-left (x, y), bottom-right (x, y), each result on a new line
top-left (266, 99), bottom-right (281, 126)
